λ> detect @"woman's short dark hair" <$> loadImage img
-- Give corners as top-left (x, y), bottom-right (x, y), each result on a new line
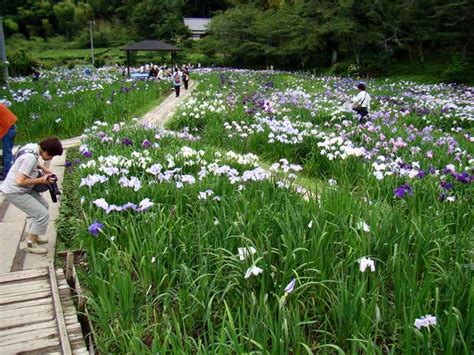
top-left (357, 83), bottom-right (366, 90)
top-left (39, 136), bottom-right (63, 156)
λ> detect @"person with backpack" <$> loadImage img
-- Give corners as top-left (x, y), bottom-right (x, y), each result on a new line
top-left (173, 67), bottom-right (183, 97)
top-left (352, 83), bottom-right (371, 123)
top-left (0, 103), bottom-right (17, 181)
top-left (0, 137), bottom-right (63, 254)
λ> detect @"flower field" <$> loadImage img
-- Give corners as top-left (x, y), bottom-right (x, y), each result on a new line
top-left (63, 70), bottom-right (472, 353)
top-left (0, 68), bottom-right (168, 144)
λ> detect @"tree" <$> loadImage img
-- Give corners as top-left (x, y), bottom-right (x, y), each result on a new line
top-left (53, 1), bottom-right (77, 38)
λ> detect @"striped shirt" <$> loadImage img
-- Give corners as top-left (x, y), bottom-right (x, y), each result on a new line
top-left (1, 143), bottom-right (40, 194)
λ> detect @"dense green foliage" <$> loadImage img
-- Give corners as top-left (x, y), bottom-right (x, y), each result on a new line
top-left (2, 1), bottom-right (473, 80)
top-left (201, 1), bottom-right (473, 77)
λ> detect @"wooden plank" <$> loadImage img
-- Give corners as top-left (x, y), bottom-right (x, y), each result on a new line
top-left (0, 309), bottom-right (53, 329)
top-left (0, 336), bottom-right (60, 353)
top-left (66, 323), bottom-right (82, 333)
top-left (66, 252), bottom-right (74, 285)
top-left (0, 319), bottom-right (56, 337)
top-left (48, 264), bottom-right (72, 355)
top-left (65, 315), bottom-right (81, 325)
top-left (0, 268), bottom-right (48, 283)
top-left (0, 297), bottom-right (51, 311)
top-left (0, 303), bottom-right (53, 319)
top-left (0, 326), bottom-right (58, 346)
top-left (0, 289), bottom-right (51, 305)
top-left (0, 278), bottom-right (49, 293)
top-left (0, 282), bottom-right (51, 297)
top-left (62, 305), bottom-right (79, 317)
top-left (72, 267), bottom-right (86, 312)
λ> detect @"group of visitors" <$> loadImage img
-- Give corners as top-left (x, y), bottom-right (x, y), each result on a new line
top-left (1, 103), bottom-right (63, 254)
top-left (172, 66), bottom-right (190, 97)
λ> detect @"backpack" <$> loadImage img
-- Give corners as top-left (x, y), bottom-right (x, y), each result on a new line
top-left (174, 73), bottom-right (181, 85)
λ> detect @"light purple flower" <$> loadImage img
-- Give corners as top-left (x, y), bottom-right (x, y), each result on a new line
top-left (138, 198), bottom-right (154, 211)
top-left (93, 198), bottom-right (109, 210)
top-left (88, 220), bottom-right (104, 237)
top-left (414, 314), bottom-right (437, 329)
top-left (284, 278), bottom-right (296, 294)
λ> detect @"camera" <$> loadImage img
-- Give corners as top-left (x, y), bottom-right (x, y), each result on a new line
top-left (48, 174), bottom-right (61, 203)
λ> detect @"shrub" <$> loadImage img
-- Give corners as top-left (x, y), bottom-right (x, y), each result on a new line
top-left (7, 49), bottom-right (40, 77)
top-left (440, 58), bottom-right (471, 84)
top-left (331, 62), bottom-right (351, 75)
top-left (93, 57), bottom-right (106, 68)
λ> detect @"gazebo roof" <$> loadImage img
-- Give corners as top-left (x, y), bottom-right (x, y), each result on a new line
top-left (123, 40), bottom-right (180, 52)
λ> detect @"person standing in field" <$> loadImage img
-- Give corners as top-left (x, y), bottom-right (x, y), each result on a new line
top-left (173, 67), bottom-right (182, 97)
top-left (182, 65), bottom-right (190, 90)
top-left (0, 103), bottom-right (17, 181)
top-left (352, 83), bottom-right (371, 123)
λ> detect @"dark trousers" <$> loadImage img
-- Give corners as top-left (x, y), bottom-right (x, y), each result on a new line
top-left (183, 80), bottom-right (189, 90)
top-left (2, 124), bottom-right (16, 176)
top-left (174, 85), bottom-right (180, 97)
top-left (354, 107), bottom-right (368, 123)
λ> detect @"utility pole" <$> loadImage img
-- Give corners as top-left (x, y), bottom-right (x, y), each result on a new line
top-left (89, 20), bottom-right (94, 66)
top-left (0, 16), bottom-right (10, 89)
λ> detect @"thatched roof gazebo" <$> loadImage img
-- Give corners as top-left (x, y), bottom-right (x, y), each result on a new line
top-left (122, 40), bottom-right (181, 77)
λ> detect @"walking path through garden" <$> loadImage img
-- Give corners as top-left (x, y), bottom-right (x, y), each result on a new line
top-left (0, 80), bottom-right (196, 352)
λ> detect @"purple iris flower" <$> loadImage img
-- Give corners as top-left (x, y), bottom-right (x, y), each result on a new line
top-left (82, 150), bottom-right (92, 158)
top-left (440, 181), bottom-right (453, 190)
top-left (88, 220), bottom-right (104, 237)
top-left (122, 138), bottom-right (133, 145)
top-left (142, 139), bottom-right (151, 148)
top-left (417, 170), bottom-right (426, 179)
top-left (454, 172), bottom-right (470, 184)
top-left (64, 161), bottom-right (72, 168)
top-left (394, 183), bottom-right (413, 199)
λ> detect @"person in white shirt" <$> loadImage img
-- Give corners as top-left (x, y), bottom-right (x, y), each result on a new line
top-left (352, 83), bottom-right (371, 123)
top-left (173, 67), bottom-right (183, 97)
top-left (1, 137), bottom-right (63, 254)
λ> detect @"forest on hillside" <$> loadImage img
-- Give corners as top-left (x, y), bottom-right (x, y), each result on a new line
top-left (1, 0), bottom-right (473, 79)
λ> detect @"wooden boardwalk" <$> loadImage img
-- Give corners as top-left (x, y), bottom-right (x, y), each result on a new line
top-left (0, 265), bottom-right (88, 354)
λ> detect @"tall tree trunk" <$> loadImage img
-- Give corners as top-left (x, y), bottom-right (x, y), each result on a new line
top-left (462, 42), bottom-right (469, 61)
top-left (407, 45), bottom-right (413, 61)
top-left (331, 49), bottom-right (338, 64)
top-left (354, 51), bottom-right (360, 65)
top-left (417, 41), bottom-right (424, 63)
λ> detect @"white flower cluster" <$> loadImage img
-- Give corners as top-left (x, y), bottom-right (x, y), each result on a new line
top-left (93, 197), bottom-right (154, 213)
top-left (317, 133), bottom-right (366, 161)
top-left (178, 94), bottom-right (226, 119)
